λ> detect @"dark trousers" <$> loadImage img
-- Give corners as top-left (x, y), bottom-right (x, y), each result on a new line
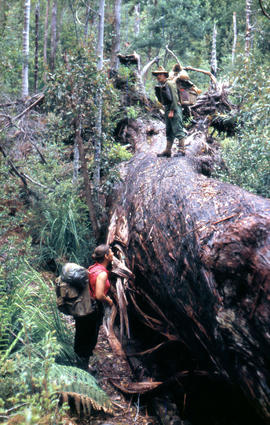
top-left (74, 304), bottom-right (103, 360)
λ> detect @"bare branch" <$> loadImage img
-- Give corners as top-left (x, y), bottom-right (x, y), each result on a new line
top-left (165, 45), bottom-right (183, 70)
top-left (0, 94), bottom-right (44, 133)
top-left (184, 66), bottom-right (217, 86)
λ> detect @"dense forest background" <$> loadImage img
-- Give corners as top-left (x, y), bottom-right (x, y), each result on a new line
top-left (0, 0), bottom-right (269, 423)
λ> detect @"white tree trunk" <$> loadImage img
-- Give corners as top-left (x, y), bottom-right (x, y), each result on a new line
top-left (232, 12), bottom-right (237, 65)
top-left (34, 1), bottom-right (40, 92)
top-left (22, 0), bottom-right (31, 100)
top-left (97, 0), bottom-right (105, 72)
top-left (111, 0), bottom-right (122, 71)
top-left (210, 22), bottom-right (217, 77)
top-left (134, 3), bottom-right (140, 36)
top-left (94, 0), bottom-right (105, 191)
top-left (245, 0), bottom-right (252, 58)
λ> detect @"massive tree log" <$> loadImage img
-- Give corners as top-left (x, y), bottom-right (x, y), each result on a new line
top-left (106, 101), bottom-right (270, 424)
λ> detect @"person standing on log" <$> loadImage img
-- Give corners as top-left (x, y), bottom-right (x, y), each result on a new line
top-left (152, 66), bottom-right (186, 157)
top-left (74, 244), bottom-right (114, 370)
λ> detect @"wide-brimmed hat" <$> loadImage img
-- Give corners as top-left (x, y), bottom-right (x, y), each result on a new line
top-left (152, 66), bottom-right (169, 77)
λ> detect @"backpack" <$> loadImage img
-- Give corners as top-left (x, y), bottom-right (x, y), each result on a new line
top-left (55, 263), bottom-right (96, 317)
top-left (176, 78), bottom-right (200, 106)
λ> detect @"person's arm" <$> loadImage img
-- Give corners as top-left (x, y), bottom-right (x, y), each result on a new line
top-left (167, 81), bottom-right (179, 117)
top-left (95, 271), bottom-right (113, 306)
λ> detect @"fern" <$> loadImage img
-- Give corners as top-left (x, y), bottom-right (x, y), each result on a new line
top-left (50, 364), bottom-right (113, 415)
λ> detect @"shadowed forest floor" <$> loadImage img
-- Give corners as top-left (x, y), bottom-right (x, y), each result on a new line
top-left (77, 326), bottom-right (158, 425)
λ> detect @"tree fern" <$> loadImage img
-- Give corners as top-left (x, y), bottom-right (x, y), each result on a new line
top-left (50, 364), bottom-right (113, 415)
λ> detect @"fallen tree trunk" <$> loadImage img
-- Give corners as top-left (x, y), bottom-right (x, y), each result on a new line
top-left (107, 113), bottom-right (270, 424)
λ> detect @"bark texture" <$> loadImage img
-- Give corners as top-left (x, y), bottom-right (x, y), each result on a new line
top-left (107, 114), bottom-right (270, 424)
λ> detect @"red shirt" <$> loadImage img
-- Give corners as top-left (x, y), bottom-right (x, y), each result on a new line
top-left (88, 263), bottom-right (110, 299)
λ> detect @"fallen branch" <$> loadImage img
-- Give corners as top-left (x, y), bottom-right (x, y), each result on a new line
top-left (110, 380), bottom-right (163, 395)
top-left (0, 93), bottom-right (45, 133)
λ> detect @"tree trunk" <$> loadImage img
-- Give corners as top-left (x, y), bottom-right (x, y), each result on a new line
top-left (22, 0), bottom-right (31, 100)
top-left (245, 0), bottom-right (252, 59)
top-left (211, 22), bottom-right (217, 77)
top-left (106, 94), bottom-right (270, 424)
top-left (34, 1), bottom-right (40, 93)
top-left (93, 0), bottom-right (105, 193)
top-left (43, 0), bottom-right (50, 82)
top-left (111, 0), bottom-right (122, 72)
top-left (232, 12), bottom-right (237, 65)
top-left (74, 116), bottom-right (99, 240)
top-left (134, 3), bottom-right (140, 36)
top-left (50, 0), bottom-right (57, 71)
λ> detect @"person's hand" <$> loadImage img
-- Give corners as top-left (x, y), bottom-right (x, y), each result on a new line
top-left (168, 110), bottom-right (174, 118)
top-left (106, 296), bottom-right (113, 307)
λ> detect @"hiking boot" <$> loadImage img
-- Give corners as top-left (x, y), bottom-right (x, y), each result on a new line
top-left (174, 137), bottom-right (186, 157)
top-left (157, 140), bottom-right (173, 157)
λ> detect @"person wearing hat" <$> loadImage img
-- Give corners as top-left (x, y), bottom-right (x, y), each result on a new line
top-left (152, 66), bottom-right (186, 157)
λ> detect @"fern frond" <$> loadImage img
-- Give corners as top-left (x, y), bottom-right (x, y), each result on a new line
top-left (50, 364), bottom-right (113, 415)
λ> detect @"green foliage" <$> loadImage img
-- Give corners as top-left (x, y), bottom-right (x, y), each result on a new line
top-left (33, 187), bottom-right (95, 269)
top-left (214, 59), bottom-right (270, 198)
top-left (50, 364), bottom-right (112, 415)
top-left (0, 262), bottom-right (112, 423)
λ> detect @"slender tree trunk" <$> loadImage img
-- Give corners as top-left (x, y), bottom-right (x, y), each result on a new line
top-left (134, 3), bottom-right (140, 36)
top-left (43, 0), bottom-right (50, 82)
top-left (22, 0), bottom-right (31, 100)
top-left (50, 0), bottom-right (57, 71)
top-left (97, 0), bottom-right (105, 72)
top-left (68, 0), bottom-right (79, 43)
top-left (232, 12), bottom-right (237, 65)
top-left (75, 116), bottom-right (100, 240)
top-left (245, 0), bottom-right (252, 59)
top-left (210, 22), bottom-right (217, 77)
top-left (93, 0), bottom-right (105, 192)
top-left (73, 138), bottom-right (80, 184)
top-left (34, 1), bottom-right (40, 92)
top-left (111, 0), bottom-right (122, 71)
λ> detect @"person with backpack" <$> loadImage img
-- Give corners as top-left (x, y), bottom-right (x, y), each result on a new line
top-left (153, 66), bottom-right (187, 157)
top-left (74, 244), bottom-right (114, 370)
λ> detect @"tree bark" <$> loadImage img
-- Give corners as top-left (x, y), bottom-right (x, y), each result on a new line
top-left (22, 0), bottom-right (31, 100)
top-left (106, 107), bottom-right (270, 423)
top-left (50, 0), bottom-right (57, 71)
top-left (34, 1), bottom-right (40, 93)
top-left (74, 116), bottom-right (100, 240)
top-left (245, 0), bottom-right (252, 59)
top-left (43, 0), bottom-right (50, 82)
top-left (211, 22), bottom-right (217, 78)
top-left (232, 12), bottom-right (237, 65)
top-left (93, 0), bottom-right (105, 193)
top-left (134, 3), bottom-right (140, 37)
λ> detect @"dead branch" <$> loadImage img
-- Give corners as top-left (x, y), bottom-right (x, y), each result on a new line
top-left (0, 94), bottom-right (44, 133)
top-left (184, 66), bottom-right (217, 85)
top-left (165, 45), bottom-right (183, 70)
top-left (110, 380), bottom-right (163, 394)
